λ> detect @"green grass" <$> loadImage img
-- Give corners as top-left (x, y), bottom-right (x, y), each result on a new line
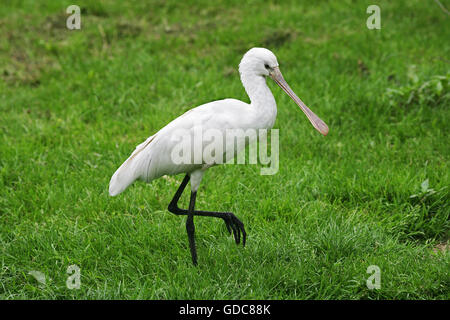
top-left (0, 0), bottom-right (449, 299)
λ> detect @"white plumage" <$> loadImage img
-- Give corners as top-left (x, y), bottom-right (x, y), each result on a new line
top-left (109, 48), bottom-right (327, 196)
top-left (108, 47), bottom-right (328, 265)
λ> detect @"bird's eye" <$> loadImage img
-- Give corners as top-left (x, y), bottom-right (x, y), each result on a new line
top-left (264, 64), bottom-right (270, 69)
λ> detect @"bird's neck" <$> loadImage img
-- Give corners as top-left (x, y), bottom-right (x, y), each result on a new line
top-left (241, 73), bottom-right (277, 127)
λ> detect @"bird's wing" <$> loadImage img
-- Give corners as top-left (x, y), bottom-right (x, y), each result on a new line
top-left (109, 99), bottom-right (251, 196)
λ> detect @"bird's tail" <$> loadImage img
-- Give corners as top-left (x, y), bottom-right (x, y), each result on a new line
top-left (108, 135), bottom-right (155, 196)
top-left (108, 161), bottom-right (140, 196)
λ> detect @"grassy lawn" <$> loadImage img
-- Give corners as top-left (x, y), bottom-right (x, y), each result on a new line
top-left (0, 0), bottom-right (449, 299)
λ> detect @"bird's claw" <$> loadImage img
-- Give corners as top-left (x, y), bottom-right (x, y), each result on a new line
top-left (222, 213), bottom-right (246, 247)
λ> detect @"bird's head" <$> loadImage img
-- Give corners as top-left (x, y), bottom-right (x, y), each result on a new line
top-left (239, 47), bottom-right (279, 77)
top-left (239, 47), bottom-right (329, 136)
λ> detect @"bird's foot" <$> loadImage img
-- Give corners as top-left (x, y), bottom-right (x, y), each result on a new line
top-left (222, 212), bottom-right (246, 246)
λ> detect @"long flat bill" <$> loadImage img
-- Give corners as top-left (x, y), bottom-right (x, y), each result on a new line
top-left (271, 67), bottom-right (329, 136)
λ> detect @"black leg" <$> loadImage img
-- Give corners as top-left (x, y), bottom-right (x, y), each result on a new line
top-left (168, 174), bottom-right (247, 247)
top-left (168, 174), bottom-right (190, 213)
top-left (186, 191), bottom-right (198, 265)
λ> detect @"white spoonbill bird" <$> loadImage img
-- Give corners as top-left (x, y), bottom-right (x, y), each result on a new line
top-left (109, 48), bottom-right (328, 265)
